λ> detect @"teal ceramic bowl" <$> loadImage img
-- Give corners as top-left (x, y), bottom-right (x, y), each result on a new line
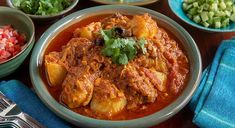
top-left (6, 0), bottom-right (79, 22)
top-left (0, 7), bottom-right (35, 78)
top-left (92, 0), bottom-right (159, 5)
top-left (169, 0), bottom-right (235, 32)
top-left (30, 5), bottom-right (202, 128)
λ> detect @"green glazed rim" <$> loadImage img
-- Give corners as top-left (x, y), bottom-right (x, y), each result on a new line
top-left (92, 0), bottom-right (159, 6)
top-left (30, 5), bottom-right (202, 128)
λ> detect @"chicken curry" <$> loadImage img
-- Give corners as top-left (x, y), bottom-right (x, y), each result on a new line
top-left (42, 13), bottom-right (189, 120)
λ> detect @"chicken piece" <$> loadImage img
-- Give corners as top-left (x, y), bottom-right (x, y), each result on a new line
top-left (169, 64), bottom-right (188, 94)
top-left (45, 52), bottom-right (67, 86)
top-left (73, 22), bottom-right (101, 41)
top-left (60, 38), bottom-right (93, 66)
top-left (90, 78), bottom-right (127, 116)
top-left (122, 65), bottom-right (157, 103)
top-left (60, 74), bottom-right (94, 108)
top-left (130, 13), bottom-right (158, 39)
top-left (140, 68), bottom-right (167, 92)
top-left (101, 13), bottom-right (131, 30)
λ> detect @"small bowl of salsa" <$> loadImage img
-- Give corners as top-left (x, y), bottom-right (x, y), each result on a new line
top-left (0, 7), bottom-right (35, 78)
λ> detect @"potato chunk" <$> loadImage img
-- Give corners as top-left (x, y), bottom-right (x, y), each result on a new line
top-left (45, 52), bottom-right (67, 86)
top-left (45, 63), bottom-right (67, 86)
top-left (73, 22), bottom-right (101, 41)
top-left (152, 71), bottom-right (167, 92)
top-left (130, 13), bottom-right (158, 39)
top-left (90, 78), bottom-right (126, 116)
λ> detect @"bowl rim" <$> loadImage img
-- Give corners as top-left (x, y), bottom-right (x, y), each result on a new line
top-left (168, 0), bottom-right (235, 32)
top-left (30, 5), bottom-right (202, 128)
top-left (0, 6), bottom-right (35, 65)
top-left (6, 0), bottom-right (79, 19)
top-left (92, 0), bottom-right (159, 6)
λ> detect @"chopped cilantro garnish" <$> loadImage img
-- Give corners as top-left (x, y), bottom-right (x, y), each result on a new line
top-left (137, 39), bottom-right (147, 54)
top-left (100, 28), bottom-right (147, 65)
top-left (12, 0), bottom-right (72, 16)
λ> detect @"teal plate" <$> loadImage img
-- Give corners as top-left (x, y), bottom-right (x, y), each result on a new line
top-left (168, 0), bottom-right (235, 32)
top-left (92, 0), bottom-right (159, 5)
top-left (30, 5), bottom-right (201, 128)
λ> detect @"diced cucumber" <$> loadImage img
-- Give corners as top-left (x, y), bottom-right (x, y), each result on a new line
top-left (188, 8), bottom-right (197, 15)
top-left (201, 11), bottom-right (209, 22)
top-left (226, 1), bottom-right (233, 7)
top-left (214, 17), bottom-right (221, 22)
top-left (203, 4), bottom-right (210, 11)
top-left (211, 3), bottom-right (218, 11)
top-left (182, 0), bottom-right (235, 28)
top-left (222, 18), bottom-right (230, 27)
top-left (219, 2), bottom-right (226, 10)
top-left (216, 11), bottom-right (226, 17)
top-left (207, 18), bottom-right (213, 25)
top-left (230, 13), bottom-right (235, 22)
top-left (208, 11), bottom-right (214, 18)
top-left (193, 15), bottom-right (201, 23)
top-left (183, 3), bottom-right (188, 11)
top-left (203, 22), bottom-right (210, 27)
top-left (215, 21), bottom-right (221, 28)
top-left (225, 10), bottom-right (231, 17)
top-left (193, 2), bottom-right (198, 8)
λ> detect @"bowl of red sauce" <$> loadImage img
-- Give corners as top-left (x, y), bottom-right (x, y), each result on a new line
top-left (0, 7), bottom-right (35, 78)
top-left (30, 5), bottom-right (201, 128)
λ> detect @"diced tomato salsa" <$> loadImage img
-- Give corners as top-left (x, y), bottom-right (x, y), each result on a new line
top-left (0, 25), bottom-right (26, 63)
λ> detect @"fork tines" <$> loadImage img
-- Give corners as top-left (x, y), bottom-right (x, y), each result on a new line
top-left (0, 92), bottom-right (11, 110)
top-left (0, 92), bottom-right (16, 117)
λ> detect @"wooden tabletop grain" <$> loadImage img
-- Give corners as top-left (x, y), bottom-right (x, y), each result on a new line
top-left (1, 0), bottom-right (235, 128)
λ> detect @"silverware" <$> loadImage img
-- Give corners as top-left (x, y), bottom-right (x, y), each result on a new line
top-left (0, 119), bottom-right (23, 128)
top-left (0, 92), bottom-right (44, 128)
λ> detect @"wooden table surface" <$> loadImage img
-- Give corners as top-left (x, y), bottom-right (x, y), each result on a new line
top-left (1, 0), bottom-right (235, 128)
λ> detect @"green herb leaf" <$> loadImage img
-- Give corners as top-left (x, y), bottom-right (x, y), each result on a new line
top-left (18, 0), bottom-right (39, 14)
top-left (12, 0), bottom-right (23, 7)
top-left (137, 39), bottom-right (147, 54)
top-left (100, 29), bottom-right (113, 42)
top-left (124, 44), bottom-right (137, 60)
top-left (118, 54), bottom-right (128, 64)
top-left (12, 0), bottom-right (72, 16)
top-left (100, 28), bottom-right (147, 65)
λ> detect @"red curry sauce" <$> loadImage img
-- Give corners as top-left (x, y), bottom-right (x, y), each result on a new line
top-left (40, 14), bottom-right (190, 120)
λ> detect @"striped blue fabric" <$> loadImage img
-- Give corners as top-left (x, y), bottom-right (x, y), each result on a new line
top-left (0, 80), bottom-right (71, 128)
top-left (189, 38), bottom-right (235, 128)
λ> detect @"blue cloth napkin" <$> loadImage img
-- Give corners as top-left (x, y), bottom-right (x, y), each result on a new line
top-left (0, 80), bottom-right (71, 128)
top-left (189, 38), bottom-right (235, 128)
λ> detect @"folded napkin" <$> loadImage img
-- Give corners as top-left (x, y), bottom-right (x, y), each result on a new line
top-left (0, 80), bottom-right (71, 128)
top-left (189, 38), bottom-right (235, 128)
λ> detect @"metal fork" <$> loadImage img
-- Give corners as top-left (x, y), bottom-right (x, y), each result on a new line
top-left (0, 92), bottom-right (44, 128)
top-left (0, 118), bottom-right (24, 128)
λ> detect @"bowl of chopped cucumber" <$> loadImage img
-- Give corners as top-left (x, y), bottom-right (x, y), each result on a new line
top-left (6, 0), bottom-right (79, 22)
top-left (168, 0), bottom-right (235, 32)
